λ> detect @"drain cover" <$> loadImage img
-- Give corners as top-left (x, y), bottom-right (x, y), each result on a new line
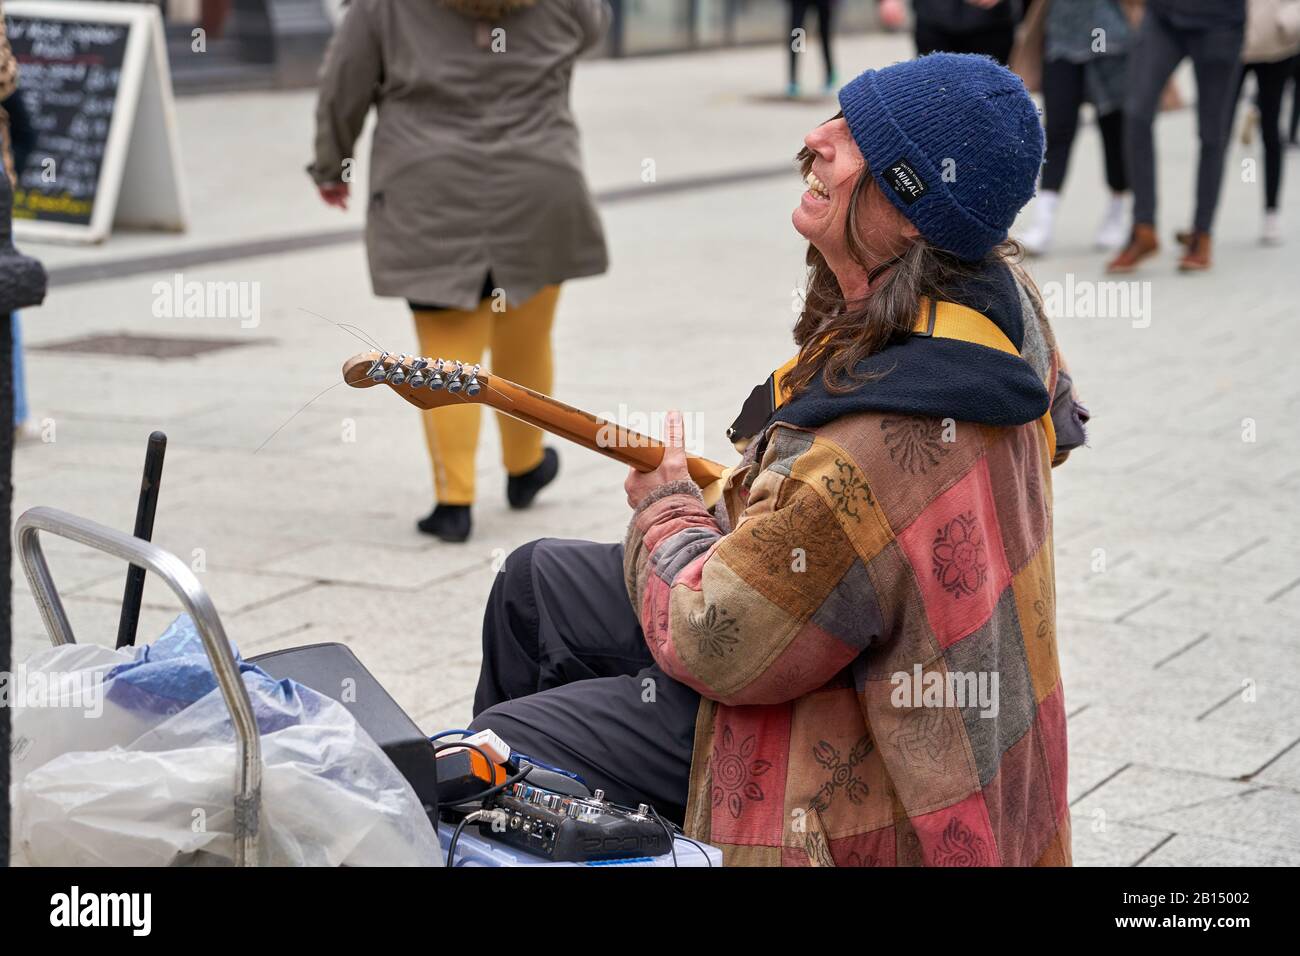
top-left (29, 332), bottom-right (260, 359)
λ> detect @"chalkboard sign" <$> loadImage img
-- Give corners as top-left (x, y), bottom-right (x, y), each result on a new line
top-left (5, 2), bottom-right (187, 243)
top-left (6, 15), bottom-right (130, 226)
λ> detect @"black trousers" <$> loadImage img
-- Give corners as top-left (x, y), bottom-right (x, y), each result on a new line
top-left (1124, 8), bottom-right (1243, 233)
top-left (1041, 58), bottom-right (1127, 194)
top-left (1290, 55), bottom-right (1300, 144)
top-left (468, 538), bottom-right (700, 823)
top-left (1232, 58), bottom-right (1294, 211)
top-left (914, 21), bottom-right (1015, 65)
top-left (408, 271), bottom-right (496, 314)
top-left (788, 0), bottom-right (834, 85)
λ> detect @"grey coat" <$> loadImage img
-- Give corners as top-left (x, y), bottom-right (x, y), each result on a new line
top-left (310, 0), bottom-right (610, 309)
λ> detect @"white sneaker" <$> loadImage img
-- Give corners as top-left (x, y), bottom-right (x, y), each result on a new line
top-left (1094, 195), bottom-right (1129, 251)
top-left (1261, 210), bottom-right (1283, 246)
top-left (1020, 190), bottom-right (1059, 257)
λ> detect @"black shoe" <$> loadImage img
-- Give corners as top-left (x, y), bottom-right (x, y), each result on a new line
top-left (417, 504), bottom-right (472, 542)
top-left (507, 447), bottom-right (559, 510)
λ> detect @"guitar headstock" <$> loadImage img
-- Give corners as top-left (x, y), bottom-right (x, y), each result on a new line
top-left (342, 350), bottom-right (490, 410)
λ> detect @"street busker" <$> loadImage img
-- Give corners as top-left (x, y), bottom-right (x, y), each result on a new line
top-left (466, 53), bottom-right (1089, 866)
top-left (309, 0), bottom-right (610, 543)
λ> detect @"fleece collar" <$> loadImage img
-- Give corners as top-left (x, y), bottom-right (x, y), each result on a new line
top-left (766, 259), bottom-right (1050, 436)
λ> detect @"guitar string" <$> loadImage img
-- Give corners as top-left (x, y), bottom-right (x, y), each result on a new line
top-left (439, 373), bottom-right (658, 449)
top-left (252, 309), bottom-right (382, 452)
top-left (255, 364), bottom-right (509, 455)
top-left (336, 323), bottom-right (383, 349)
top-left (253, 380), bottom-right (347, 454)
top-left (298, 307), bottom-right (384, 350)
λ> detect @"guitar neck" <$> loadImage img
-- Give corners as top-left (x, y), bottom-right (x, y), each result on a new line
top-left (343, 351), bottom-right (729, 491)
top-left (474, 376), bottom-right (728, 489)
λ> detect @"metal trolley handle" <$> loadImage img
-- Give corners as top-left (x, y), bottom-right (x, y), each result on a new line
top-left (14, 506), bottom-right (262, 867)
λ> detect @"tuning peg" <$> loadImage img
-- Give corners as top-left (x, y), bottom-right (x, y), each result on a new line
top-left (465, 363), bottom-right (482, 396)
top-left (446, 360), bottom-right (465, 393)
top-left (386, 354), bottom-right (409, 386)
top-left (427, 359), bottom-right (445, 390)
top-left (367, 352), bottom-right (390, 382)
top-left (406, 357), bottom-right (430, 388)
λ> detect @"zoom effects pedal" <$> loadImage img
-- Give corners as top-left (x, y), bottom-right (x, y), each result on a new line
top-left (481, 783), bottom-right (670, 862)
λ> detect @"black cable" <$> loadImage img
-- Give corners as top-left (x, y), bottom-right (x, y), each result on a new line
top-left (431, 743), bottom-right (533, 806)
top-left (648, 805), bottom-right (678, 867)
top-left (653, 810), bottom-right (713, 867)
top-left (445, 814), bottom-right (473, 868)
top-left (432, 740), bottom-right (521, 807)
top-left (675, 834), bottom-right (714, 867)
top-left (434, 740), bottom-right (529, 868)
top-left (459, 764), bottom-right (532, 806)
top-left (442, 766), bottom-right (534, 867)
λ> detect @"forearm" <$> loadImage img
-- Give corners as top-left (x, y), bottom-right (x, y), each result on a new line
top-left (623, 471), bottom-right (864, 705)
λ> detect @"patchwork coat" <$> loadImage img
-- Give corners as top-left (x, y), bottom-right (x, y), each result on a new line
top-left (623, 353), bottom-right (1071, 867)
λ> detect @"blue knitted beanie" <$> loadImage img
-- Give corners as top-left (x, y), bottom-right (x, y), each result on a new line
top-left (837, 53), bottom-right (1044, 262)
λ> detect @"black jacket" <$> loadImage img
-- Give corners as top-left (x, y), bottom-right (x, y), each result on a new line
top-left (1148, 0), bottom-right (1246, 29)
top-left (910, 0), bottom-right (1019, 33)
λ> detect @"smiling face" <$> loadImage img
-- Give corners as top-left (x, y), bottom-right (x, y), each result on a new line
top-left (793, 115), bottom-right (920, 300)
top-left (792, 117), bottom-right (864, 254)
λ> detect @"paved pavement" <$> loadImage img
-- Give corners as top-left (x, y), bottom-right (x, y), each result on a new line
top-left (9, 31), bottom-right (1300, 866)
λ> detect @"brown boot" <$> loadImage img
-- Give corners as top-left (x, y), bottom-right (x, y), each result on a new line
top-left (1174, 229), bottom-right (1196, 248)
top-left (1107, 223), bottom-right (1159, 273)
top-left (1178, 231), bottom-right (1212, 272)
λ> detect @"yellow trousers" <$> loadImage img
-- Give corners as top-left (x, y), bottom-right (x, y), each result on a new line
top-left (412, 285), bottom-right (559, 505)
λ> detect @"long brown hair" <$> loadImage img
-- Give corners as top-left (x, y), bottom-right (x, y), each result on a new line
top-left (786, 116), bottom-right (1023, 398)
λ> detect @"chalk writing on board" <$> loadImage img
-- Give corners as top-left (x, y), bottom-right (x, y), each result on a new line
top-left (5, 14), bottom-right (130, 225)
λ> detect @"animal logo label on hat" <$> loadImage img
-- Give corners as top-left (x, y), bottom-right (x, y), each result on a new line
top-left (884, 157), bottom-right (928, 206)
